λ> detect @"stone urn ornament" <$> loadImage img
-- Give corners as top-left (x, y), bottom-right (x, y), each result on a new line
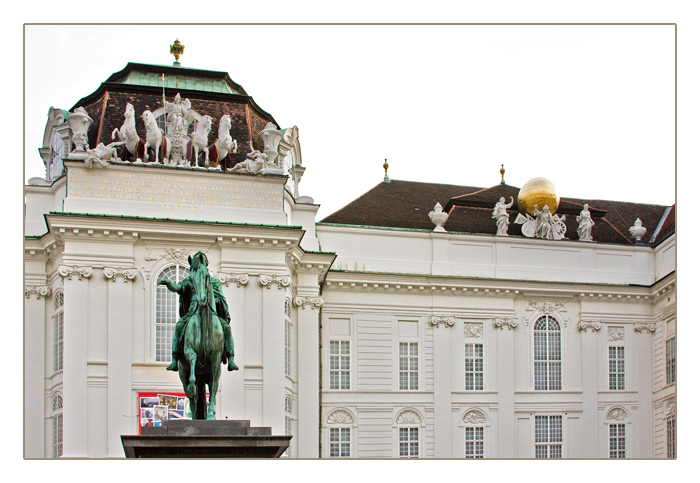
top-left (67, 107), bottom-right (94, 155)
top-left (629, 218), bottom-right (647, 243)
top-left (429, 202), bottom-right (449, 232)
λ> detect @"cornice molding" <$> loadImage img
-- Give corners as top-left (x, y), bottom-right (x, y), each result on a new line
top-left (103, 267), bottom-right (138, 282)
top-left (58, 265), bottom-right (93, 281)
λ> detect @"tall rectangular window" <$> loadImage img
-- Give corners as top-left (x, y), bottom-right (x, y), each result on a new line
top-left (666, 337), bottom-right (676, 385)
top-left (465, 427), bottom-right (484, 458)
top-left (667, 415), bottom-right (676, 458)
top-left (465, 343), bottom-right (484, 390)
top-left (535, 415), bottom-right (563, 458)
top-left (399, 427), bottom-right (419, 458)
top-left (52, 414), bottom-right (63, 458)
top-left (534, 316), bottom-right (562, 391)
top-left (609, 424), bottom-right (626, 458)
top-left (284, 319), bottom-right (291, 377)
top-left (330, 427), bottom-right (350, 457)
top-left (329, 340), bottom-right (350, 390)
top-left (609, 346), bottom-right (625, 390)
top-left (53, 311), bottom-right (64, 372)
top-left (399, 342), bottom-right (419, 390)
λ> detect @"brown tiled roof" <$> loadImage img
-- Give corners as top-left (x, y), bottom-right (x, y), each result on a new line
top-left (320, 179), bottom-right (674, 246)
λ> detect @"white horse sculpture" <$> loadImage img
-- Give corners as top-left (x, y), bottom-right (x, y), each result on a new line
top-left (142, 110), bottom-right (170, 164)
top-left (211, 115), bottom-right (238, 166)
top-left (188, 115), bottom-right (213, 167)
top-left (111, 103), bottom-right (145, 160)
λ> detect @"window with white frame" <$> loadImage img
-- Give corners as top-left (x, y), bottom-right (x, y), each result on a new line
top-left (608, 346), bottom-right (625, 390)
top-left (285, 319), bottom-right (292, 377)
top-left (666, 336), bottom-right (676, 385)
top-left (327, 409), bottom-right (354, 458)
top-left (53, 291), bottom-right (64, 372)
top-left (399, 427), bottom-right (419, 458)
top-left (535, 415), bottom-right (563, 458)
top-left (609, 423), bottom-right (626, 458)
top-left (465, 343), bottom-right (484, 391)
top-left (329, 340), bottom-right (350, 390)
top-left (51, 394), bottom-right (63, 458)
top-left (534, 316), bottom-right (562, 391)
top-left (284, 395), bottom-right (293, 456)
top-left (463, 409), bottom-right (487, 458)
top-left (399, 342), bottom-right (419, 390)
top-left (155, 265), bottom-right (189, 362)
top-left (667, 414), bottom-right (676, 458)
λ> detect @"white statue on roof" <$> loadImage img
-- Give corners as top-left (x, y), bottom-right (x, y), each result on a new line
top-left (492, 196), bottom-right (514, 236)
top-left (533, 204), bottom-right (567, 240)
top-left (163, 93), bottom-right (194, 136)
top-left (576, 204), bottom-right (595, 241)
top-left (84, 141), bottom-right (124, 168)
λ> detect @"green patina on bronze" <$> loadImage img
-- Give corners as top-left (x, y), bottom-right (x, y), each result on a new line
top-left (157, 251), bottom-right (238, 420)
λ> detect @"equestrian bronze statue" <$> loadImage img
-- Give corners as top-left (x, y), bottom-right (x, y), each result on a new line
top-left (157, 251), bottom-right (238, 420)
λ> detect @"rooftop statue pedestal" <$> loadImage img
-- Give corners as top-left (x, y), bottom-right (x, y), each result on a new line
top-left (121, 420), bottom-right (291, 458)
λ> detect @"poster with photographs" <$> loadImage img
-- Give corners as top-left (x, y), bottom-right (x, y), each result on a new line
top-left (138, 392), bottom-right (190, 434)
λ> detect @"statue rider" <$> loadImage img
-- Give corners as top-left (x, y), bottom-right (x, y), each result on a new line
top-left (157, 253), bottom-right (239, 372)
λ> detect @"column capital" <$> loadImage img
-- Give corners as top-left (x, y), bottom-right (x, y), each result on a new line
top-left (429, 315), bottom-right (455, 328)
top-left (633, 322), bottom-right (657, 334)
top-left (293, 296), bottom-right (323, 310)
top-left (24, 284), bottom-right (51, 299)
top-left (58, 265), bottom-right (93, 281)
top-left (258, 274), bottom-right (291, 289)
top-left (493, 318), bottom-right (519, 330)
top-left (103, 267), bottom-right (138, 283)
top-left (578, 320), bottom-right (602, 332)
top-left (218, 272), bottom-right (250, 287)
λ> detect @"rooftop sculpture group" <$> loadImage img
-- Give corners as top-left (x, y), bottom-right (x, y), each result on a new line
top-left (68, 94), bottom-right (289, 173)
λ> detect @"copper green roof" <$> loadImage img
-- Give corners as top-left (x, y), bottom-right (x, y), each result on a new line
top-left (105, 62), bottom-right (248, 96)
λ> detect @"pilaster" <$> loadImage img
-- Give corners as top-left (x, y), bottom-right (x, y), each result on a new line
top-left (634, 322), bottom-right (656, 457)
top-left (58, 264), bottom-right (93, 457)
top-left (494, 317), bottom-right (518, 458)
top-left (578, 319), bottom-right (600, 458)
top-left (431, 316), bottom-right (453, 457)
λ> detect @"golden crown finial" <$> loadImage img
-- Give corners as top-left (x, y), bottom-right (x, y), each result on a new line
top-left (170, 39), bottom-right (185, 66)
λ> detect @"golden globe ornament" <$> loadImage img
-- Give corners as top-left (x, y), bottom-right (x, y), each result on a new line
top-left (517, 177), bottom-right (560, 217)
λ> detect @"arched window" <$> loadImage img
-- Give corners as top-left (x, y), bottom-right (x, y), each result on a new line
top-left (53, 291), bottom-right (64, 372)
top-left (326, 409), bottom-right (355, 458)
top-left (462, 409), bottom-right (488, 458)
top-left (534, 315), bottom-right (561, 390)
top-left (395, 409), bottom-right (423, 458)
top-left (51, 394), bottom-right (63, 458)
top-left (155, 265), bottom-right (189, 362)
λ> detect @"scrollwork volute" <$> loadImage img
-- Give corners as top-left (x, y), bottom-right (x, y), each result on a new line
top-left (24, 285), bottom-right (51, 299)
top-left (493, 318), bottom-right (518, 330)
top-left (293, 296), bottom-right (324, 310)
top-left (218, 272), bottom-right (250, 287)
top-left (103, 267), bottom-right (138, 282)
top-left (326, 409), bottom-right (354, 425)
top-left (258, 274), bottom-right (292, 290)
top-left (578, 320), bottom-right (601, 332)
top-left (58, 265), bottom-right (93, 281)
top-left (633, 322), bottom-right (657, 334)
top-left (429, 316), bottom-right (455, 328)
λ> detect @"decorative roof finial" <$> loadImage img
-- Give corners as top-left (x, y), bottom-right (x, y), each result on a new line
top-left (500, 164), bottom-right (506, 185)
top-left (170, 39), bottom-right (185, 66)
top-left (383, 158), bottom-right (390, 182)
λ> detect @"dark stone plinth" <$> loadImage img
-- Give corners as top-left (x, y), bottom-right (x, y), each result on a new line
top-left (121, 420), bottom-right (291, 458)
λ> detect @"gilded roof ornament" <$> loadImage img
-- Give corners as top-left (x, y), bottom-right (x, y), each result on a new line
top-left (170, 39), bottom-right (185, 66)
top-left (500, 164), bottom-right (505, 184)
top-left (383, 159), bottom-right (389, 182)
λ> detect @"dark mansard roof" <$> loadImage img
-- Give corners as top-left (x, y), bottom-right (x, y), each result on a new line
top-left (320, 180), bottom-right (675, 247)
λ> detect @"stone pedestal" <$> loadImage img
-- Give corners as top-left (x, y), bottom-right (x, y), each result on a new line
top-left (121, 420), bottom-right (291, 458)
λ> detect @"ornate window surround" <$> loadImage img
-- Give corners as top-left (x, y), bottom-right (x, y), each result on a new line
top-left (532, 314), bottom-right (563, 391)
top-left (393, 408), bottom-right (425, 458)
top-left (604, 406), bottom-right (631, 458)
top-left (50, 393), bottom-right (63, 458)
top-left (324, 408), bottom-right (357, 458)
top-left (525, 302), bottom-right (568, 391)
top-left (153, 262), bottom-right (190, 363)
top-left (460, 408), bottom-right (489, 458)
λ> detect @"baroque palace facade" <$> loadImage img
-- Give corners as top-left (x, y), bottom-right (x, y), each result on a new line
top-left (24, 60), bottom-right (676, 459)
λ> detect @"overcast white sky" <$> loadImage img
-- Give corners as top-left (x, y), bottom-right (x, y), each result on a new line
top-left (24, 23), bottom-right (675, 219)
